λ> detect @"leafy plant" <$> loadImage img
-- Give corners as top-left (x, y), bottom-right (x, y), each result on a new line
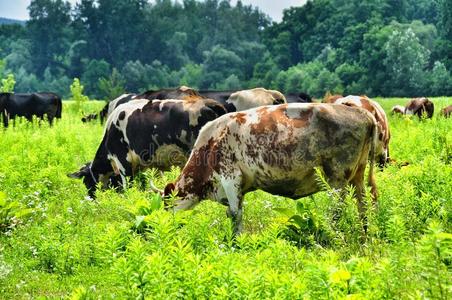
top-left (275, 199), bottom-right (333, 248)
top-left (0, 192), bottom-right (33, 232)
top-left (70, 78), bottom-right (89, 113)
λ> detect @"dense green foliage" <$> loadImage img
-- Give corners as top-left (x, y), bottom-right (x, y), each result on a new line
top-left (0, 99), bottom-right (450, 298)
top-left (0, 0), bottom-right (451, 99)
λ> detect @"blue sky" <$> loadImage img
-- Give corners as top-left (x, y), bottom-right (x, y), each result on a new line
top-left (0, 0), bottom-right (306, 22)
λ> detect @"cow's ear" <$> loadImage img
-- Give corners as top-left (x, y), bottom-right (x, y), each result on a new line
top-left (67, 165), bottom-right (89, 179)
top-left (164, 183), bottom-right (176, 196)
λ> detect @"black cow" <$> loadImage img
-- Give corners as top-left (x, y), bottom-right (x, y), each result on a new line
top-left (69, 98), bottom-right (227, 197)
top-left (81, 86), bottom-right (204, 123)
top-left (0, 92), bottom-right (62, 127)
top-left (285, 92), bottom-right (312, 103)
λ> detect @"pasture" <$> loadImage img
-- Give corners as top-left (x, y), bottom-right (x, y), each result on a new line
top-left (0, 98), bottom-right (451, 299)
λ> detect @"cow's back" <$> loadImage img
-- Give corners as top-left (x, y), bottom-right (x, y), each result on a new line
top-left (189, 103), bottom-right (376, 198)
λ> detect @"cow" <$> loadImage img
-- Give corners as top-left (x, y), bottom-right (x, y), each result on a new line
top-left (221, 88), bottom-right (286, 112)
top-left (69, 98), bottom-right (227, 197)
top-left (162, 103), bottom-right (378, 235)
top-left (440, 105), bottom-right (452, 118)
top-left (81, 86), bottom-right (203, 123)
top-left (82, 93), bottom-right (136, 123)
top-left (199, 90), bottom-right (312, 107)
top-left (197, 90), bottom-right (234, 105)
top-left (405, 97), bottom-right (434, 119)
top-left (0, 92), bottom-right (62, 127)
top-left (391, 105), bottom-right (405, 115)
top-left (135, 86), bottom-right (202, 101)
top-left (323, 94), bottom-right (344, 103)
top-left (326, 95), bottom-right (390, 168)
top-left (285, 92), bottom-right (313, 103)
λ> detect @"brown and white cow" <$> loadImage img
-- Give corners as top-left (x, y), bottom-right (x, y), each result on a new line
top-left (223, 88), bottom-right (286, 112)
top-left (439, 105), bottom-right (452, 118)
top-left (326, 95), bottom-right (390, 167)
top-left (323, 94), bottom-right (344, 103)
top-left (391, 105), bottom-right (405, 115)
top-left (69, 98), bottom-right (227, 197)
top-left (405, 97), bottom-right (434, 119)
top-left (163, 103), bottom-right (378, 235)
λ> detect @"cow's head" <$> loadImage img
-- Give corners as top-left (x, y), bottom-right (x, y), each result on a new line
top-left (423, 100), bottom-right (434, 119)
top-left (67, 162), bottom-right (98, 197)
top-left (202, 99), bottom-right (228, 117)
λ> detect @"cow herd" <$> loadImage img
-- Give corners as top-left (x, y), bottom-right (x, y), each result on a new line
top-left (1, 87), bottom-right (449, 235)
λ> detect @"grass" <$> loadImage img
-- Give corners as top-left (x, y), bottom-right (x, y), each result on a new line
top-left (0, 98), bottom-right (451, 299)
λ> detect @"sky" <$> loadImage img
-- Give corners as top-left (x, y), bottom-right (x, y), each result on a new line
top-left (0, 0), bottom-right (307, 22)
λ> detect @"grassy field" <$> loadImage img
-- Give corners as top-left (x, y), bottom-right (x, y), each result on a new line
top-left (0, 98), bottom-right (451, 299)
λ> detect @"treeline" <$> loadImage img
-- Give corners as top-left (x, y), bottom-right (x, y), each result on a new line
top-left (0, 0), bottom-right (451, 99)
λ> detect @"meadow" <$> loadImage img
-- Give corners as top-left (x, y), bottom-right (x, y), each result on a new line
top-left (0, 98), bottom-right (451, 299)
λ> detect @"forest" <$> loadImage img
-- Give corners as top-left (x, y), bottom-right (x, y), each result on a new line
top-left (0, 0), bottom-right (451, 99)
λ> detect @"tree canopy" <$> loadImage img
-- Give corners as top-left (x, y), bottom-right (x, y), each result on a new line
top-left (0, 0), bottom-right (450, 99)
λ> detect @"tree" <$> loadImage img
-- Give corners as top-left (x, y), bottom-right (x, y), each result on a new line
top-left (200, 46), bottom-right (243, 89)
top-left (383, 28), bottom-right (430, 96)
top-left (98, 68), bottom-right (126, 100)
top-left (81, 59), bottom-right (111, 97)
top-left (430, 61), bottom-right (452, 96)
top-left (27, 0), bottom-right (72, 75)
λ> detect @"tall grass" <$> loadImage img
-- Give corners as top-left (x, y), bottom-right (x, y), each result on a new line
top-left (0, 98), bottom-right (450, 298)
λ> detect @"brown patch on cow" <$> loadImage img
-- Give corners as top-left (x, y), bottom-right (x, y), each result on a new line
top-left (250, 105), bottom-right (312, 136)
top-left (231, 112), bottom-right (247, 124)
top-left (176, 137), bottom-right (222, 198)
top-left (118, 111), bottom-right (126, 120)
top-left (182, 94), bottom-right (204, 101)
top-left (323, 94), bottom-right (343, 103)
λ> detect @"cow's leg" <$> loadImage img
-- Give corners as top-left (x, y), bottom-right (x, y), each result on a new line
top-left (109, 154), bottom-right (133, 191)
top-left (221, 176), bottom-right (244, 236)
top-left (350, 163), bottom-right (368, 232)
top-left (1, 111), bottom-right (8, 128)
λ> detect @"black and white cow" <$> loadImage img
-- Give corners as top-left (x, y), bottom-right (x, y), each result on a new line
top-left (0, 92), bottom-right (62, 127)
top-left (81, 86), bottom-right (203, 123)
top-left (69, 98), bottom-right (227, 197)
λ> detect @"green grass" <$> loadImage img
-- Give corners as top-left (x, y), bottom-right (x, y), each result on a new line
top-left (0, 98), bottom-right (451, 299)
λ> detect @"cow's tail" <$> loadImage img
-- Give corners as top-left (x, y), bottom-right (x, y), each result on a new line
top-left (368, 115), bottom-right (378, 202)
top-left (55, 98), bottom-right (62, 119)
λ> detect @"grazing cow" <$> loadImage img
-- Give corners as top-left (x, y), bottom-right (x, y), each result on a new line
top-left (440, 105), bottom-right (452, 118)
top-left (222, 88), bottom-right (286, 112)
top-left (327, 95), bottom-right (390, 167)
top-left (82, 93), bottom-right (136, 123)
top-left (199, 88), bottom-right (296, 112)
top-left (285, 92), bottom-right (313, 103)
top-left (405, 97), bottom-right (434, 119)
top-left (391, 105), bottom-right (405, 115)
top-left (69, 98), bottom-right (227, 197)
top-left (0, 92), bottom-right (62, 127)
top-left (163, 103), bottom-right (378, 235)
top-left (81, 86), bottom-right (203, 123)
top-left (198, 90), bottom-right (234, 105)
top-left (135, 86), bottom-right (202, 101)
top-left (323, 94), bottom-right (344, 103)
